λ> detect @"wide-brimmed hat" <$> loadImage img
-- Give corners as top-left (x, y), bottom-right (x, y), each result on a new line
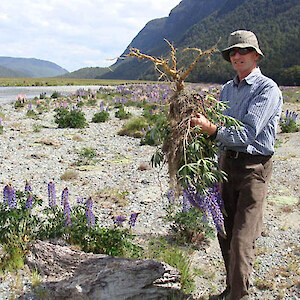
top-left (221, 30), bottom-right (264, 62)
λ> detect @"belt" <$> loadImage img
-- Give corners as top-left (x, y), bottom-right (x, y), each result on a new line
top-left (224, 150), bottom-right (272, 161)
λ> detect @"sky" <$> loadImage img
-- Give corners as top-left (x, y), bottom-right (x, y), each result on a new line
top-left (0, 0), bottom-right (182, 72)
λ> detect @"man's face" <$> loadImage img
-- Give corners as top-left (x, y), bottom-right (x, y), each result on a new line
top-left (229, 47), bottom-right (259, 76)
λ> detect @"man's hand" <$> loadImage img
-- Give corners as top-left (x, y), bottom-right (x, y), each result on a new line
top-left (190, 113), bottom-right (217, 137)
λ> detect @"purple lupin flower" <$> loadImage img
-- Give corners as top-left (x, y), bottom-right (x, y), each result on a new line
top-left (128, 213), bottom-right (139, 227)
top-left (25, 193), bottom-right (34, 209)
top-left (63, 195), bottom-right (72, 227)
top-left (3, 184), bottom-right (16, 209)
top-left (182, 191), bottom-right (191, 213)
top-left (25, 179), bottom-right (32, 193)
top-left (114, 216), bottom-right (126, 227)
top-left (100, 102), bottom-right (104, 111)
top-left (167, 189), bottom-right (175, 205)
top-left (48, 181), bottom-right (56, 207)
top-left (183, 185), bottom-right (226, 236)
top-left (61, 187), bottom-right (69, 206)
top-left (77, 196), bottom-right (85, 204)
top-left (85, 196), bottom-right (95, 227)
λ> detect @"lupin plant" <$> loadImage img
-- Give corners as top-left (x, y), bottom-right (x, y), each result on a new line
top-left (0, 118), bottom-right (3, 134)
top-left (63, 194), bottom-right (72, 227)
top-left (114, 215), bottom-right (127, 227)
top-left (128, 213), bottom-right (139, 227)
top-left (280, 109), bottom-right (299, 133)
top-left (126, 41), bottom-right (242, 236)
top-left (3, 184), bottom-right (17, 209)
top-left (48, 181), bottom-right (56, 207)
top-left (25, 179), bottom-right (32, 193)
top-left (85, 196), bottom-right (95, 227)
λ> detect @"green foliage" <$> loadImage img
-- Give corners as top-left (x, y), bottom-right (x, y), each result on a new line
top-left (75, 147), bottom-right (98, 166)
top-left (146, 238), bottom-right (195, 293)
top-left (0, 190), bottom-right (142, 272)
top-left (166, 207), bottom-right (215, 246)
top-left (118, 117), bottom-right (149, 138)
top-left (86, 98), bottom-right (97, 106)
top-left (0, 125), bottom-right (3, 134)
top-left (115, 106), bottom-right (132, 119)
top-left (51, 91), bottom-right (60, 98)
top-left (14, 99), bottom-right (26, 109)
top-left (92, 111), bottom-right (110, 123)
top-left (279, 110), bottom-right (299, 133)
top-left (0, 192), bottom-right (43, 270)
top-left (54, 107), bottom-right (88, 128)
top-left (141, 111), bottom-right (169, 146)
top-left (26, 109), bottom-right (39, 119)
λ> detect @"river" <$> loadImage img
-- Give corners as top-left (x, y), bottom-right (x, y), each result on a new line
top-left (0, 85), bottom-right (105, 104)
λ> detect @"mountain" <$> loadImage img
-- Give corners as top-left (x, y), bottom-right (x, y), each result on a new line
top-left (99, 0), bottom-right (299, 85)
top-left (0, 57), bottom-right (69, 78)
top-left (0, 65), bottom-right (27, 77)
top-left (60, 67), bottom-right (109, 79)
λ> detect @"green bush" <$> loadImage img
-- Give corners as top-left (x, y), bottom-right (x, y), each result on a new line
top-left (54, 107), bottom-right (88, 128)
top-left (75, 147), bottom-right (98, 166)
top-left (87, 99), bottom-right (97, 106)
top-left (166, 207), bottom-right (215, 246)
top-left (51, 91), bottom-right (61, 98)
top-left (115, 106), bottom-right (132, 119)
top-left (92, 111), bottom-right (110, 123)
top-left (0, 187), bottom-right (141, 272)
top-left (118, 117), bottom-right (149, 138)
top-left (141, 112), bottom-right (169, 146)
top-left (26, 109), bottom-right (39, 119)
top-left (146, 238), bottom-right (195, 293)
top-left (280, 110), bottom-right (299, 133)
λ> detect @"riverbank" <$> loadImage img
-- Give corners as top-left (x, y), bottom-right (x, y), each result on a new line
top-left (0, 90), bottom-right (299, 299)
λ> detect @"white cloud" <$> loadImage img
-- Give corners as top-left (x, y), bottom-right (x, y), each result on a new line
top-left (0, 0), bottom-right (181, 71)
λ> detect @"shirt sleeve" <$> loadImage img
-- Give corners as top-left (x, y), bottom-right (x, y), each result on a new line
top-left (216, 83), bottom-right (282, 147)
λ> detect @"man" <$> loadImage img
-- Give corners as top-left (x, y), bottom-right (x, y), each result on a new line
top-left (191, 30), bottom-right (282, 299)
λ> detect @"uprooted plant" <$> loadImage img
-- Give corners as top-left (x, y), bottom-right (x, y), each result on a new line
top-left (125, 41), bottom-right (241, 237)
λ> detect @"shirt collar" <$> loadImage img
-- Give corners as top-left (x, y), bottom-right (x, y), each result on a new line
top-left (233, 67), bottom-right (261, 86)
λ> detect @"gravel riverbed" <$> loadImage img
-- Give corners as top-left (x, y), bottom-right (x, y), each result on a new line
top-left (0, 98), bottom-right (299, 299)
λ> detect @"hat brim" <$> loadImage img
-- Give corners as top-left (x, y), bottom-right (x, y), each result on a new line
top-left (221, 43), bottom-right (264, 62)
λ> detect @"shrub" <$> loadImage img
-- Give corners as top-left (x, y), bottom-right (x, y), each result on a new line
top-left (115, 106), bottom-right (132, 119)
top-left (0, 184), bottom-right (142, 272)
top-left (75, 147), bottom-right (98, 166)
top-left (92, 111), bottom-right (110, 123)
top-left (145, 238), bottom-right (195, 293)
top-left (280, 110), bottom-right (299, 133)
top-left (54, 107), bottom-right (88, 128)
top-left (87, 99), bottom-right (97, 106)
top-left (118, 117), bottom-right (149, 138)
top-left (166, 207), bottom-right (215, 246)
top-left (26, 109), bottom-right (39, 119)
top-left (51, 91), bottom-right (61, 98)
top-left (140, 112), bottom-right (169, 146)
top-left (60, 170), bottom-right (79, 181)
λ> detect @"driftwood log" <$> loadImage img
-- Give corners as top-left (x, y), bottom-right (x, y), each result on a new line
top-left (24, 240), bottom-right (187, 300)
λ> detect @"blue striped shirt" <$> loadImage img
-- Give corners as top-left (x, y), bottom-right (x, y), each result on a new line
top-left (216, 68), bottom-right (283, 156)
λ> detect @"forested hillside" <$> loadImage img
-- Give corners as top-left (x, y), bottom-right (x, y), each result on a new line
top-left (99, 0), bottom-right (299, 85)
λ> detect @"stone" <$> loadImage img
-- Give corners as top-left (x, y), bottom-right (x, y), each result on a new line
top-left (25, 240), bottom-right (185, 300)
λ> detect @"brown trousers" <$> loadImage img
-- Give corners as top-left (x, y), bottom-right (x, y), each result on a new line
top-left (218, 151), bottom-right (273, 300)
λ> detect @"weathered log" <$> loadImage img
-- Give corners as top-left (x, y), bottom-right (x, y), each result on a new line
top-left (25, 240), bottom-right (186, 300)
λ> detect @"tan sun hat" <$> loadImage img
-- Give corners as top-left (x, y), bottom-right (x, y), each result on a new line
top-left (221, 30), bottom-right (264, 62)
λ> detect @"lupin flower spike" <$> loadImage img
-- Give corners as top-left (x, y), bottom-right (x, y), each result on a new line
top-left (48, 181), bottom-right (56, 207)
